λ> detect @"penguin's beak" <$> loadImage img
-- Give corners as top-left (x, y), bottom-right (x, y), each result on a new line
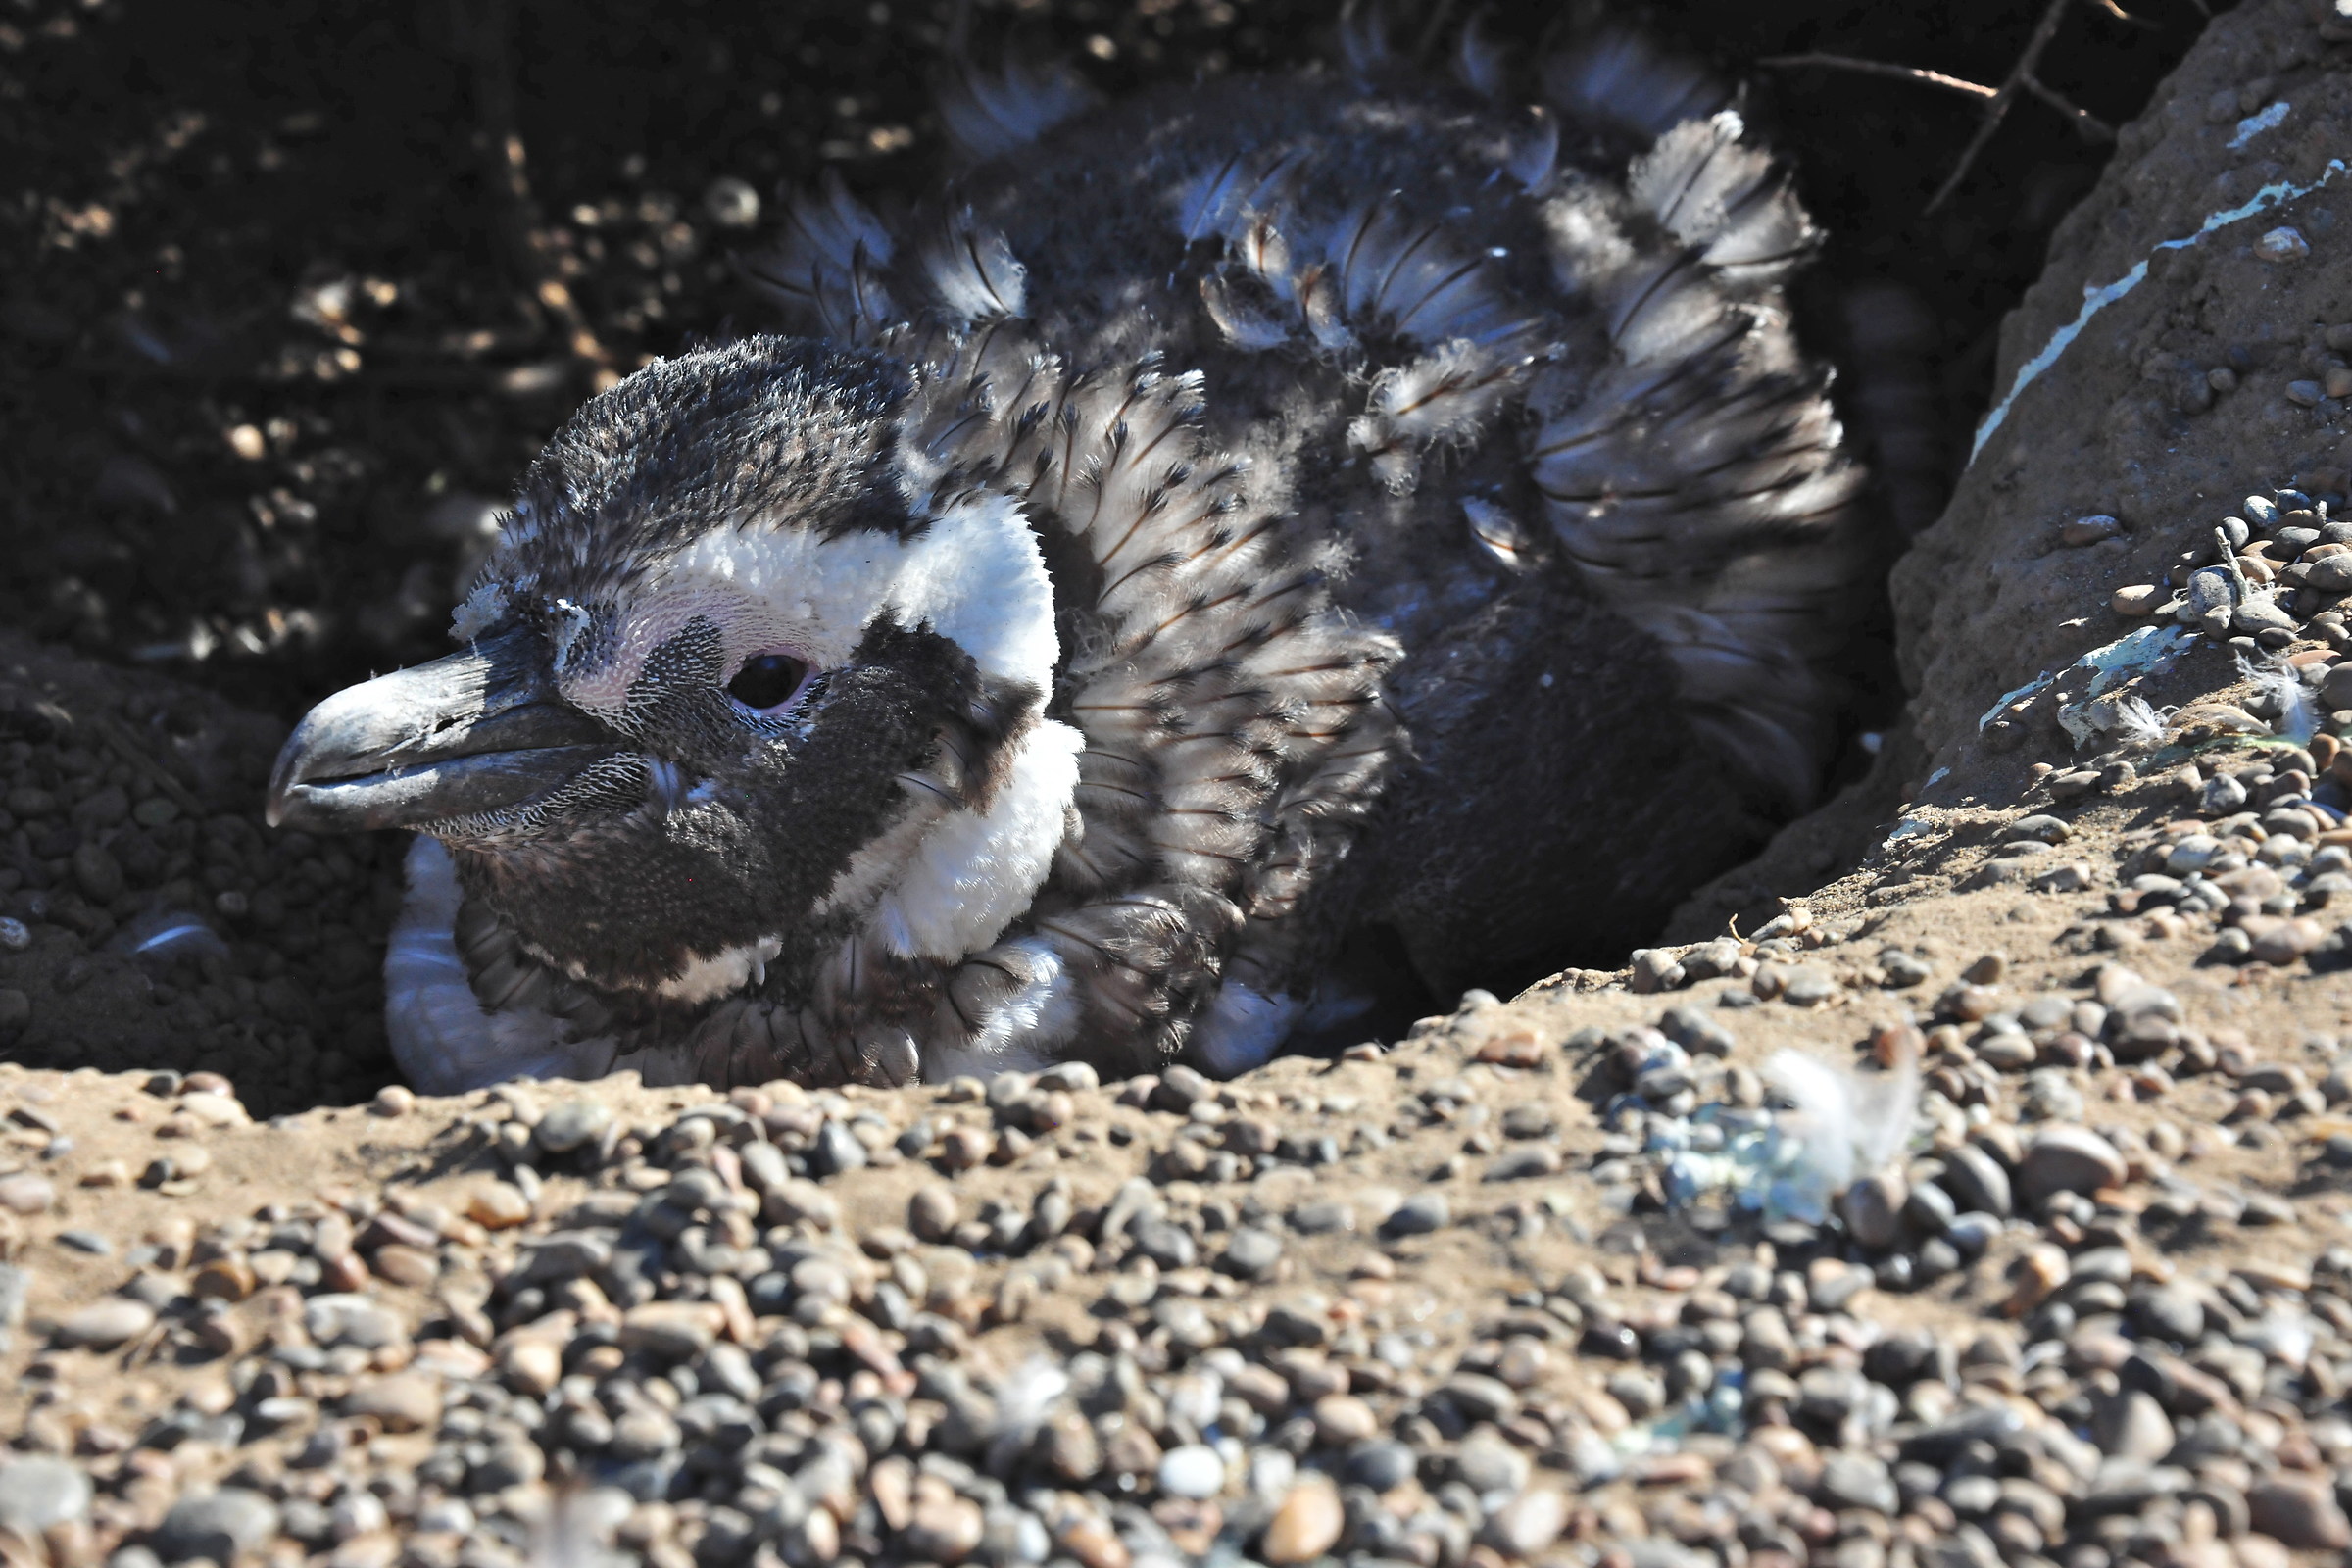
top-left (266, 625), bottom-right (614, 833)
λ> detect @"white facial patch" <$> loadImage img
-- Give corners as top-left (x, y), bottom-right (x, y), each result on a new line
top-left (561, 491), bottom-right (1058, 715)
top-left (872, 718), bottom-right (1084, 962)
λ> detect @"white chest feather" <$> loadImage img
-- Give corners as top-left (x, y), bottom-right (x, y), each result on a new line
top-left (869, 718), bottom-right (1084, 960)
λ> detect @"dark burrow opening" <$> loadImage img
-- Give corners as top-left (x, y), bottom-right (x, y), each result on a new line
top-left (0, 0), bottom-right (2230, 1110)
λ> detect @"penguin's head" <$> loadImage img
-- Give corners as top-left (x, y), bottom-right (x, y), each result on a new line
top-left (269, 336), bottom-right (1066, 1002)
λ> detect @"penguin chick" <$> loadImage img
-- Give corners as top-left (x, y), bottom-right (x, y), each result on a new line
top-left (268, 23), bottom-right (1877, 1093)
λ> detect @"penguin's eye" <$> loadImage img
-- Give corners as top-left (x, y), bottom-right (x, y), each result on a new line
top-left (726, 652), bottom-right (810, 713)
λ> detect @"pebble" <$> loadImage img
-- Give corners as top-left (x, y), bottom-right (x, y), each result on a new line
top-left (153, 1488), bottom-right (281, 1562)
top-left (1485, 1488), bottom-right (1569, 1556)
top-left (466, 1182), bottom-right (531, 1228)
top-left (1157, 1444), bottom-right (1225, 1499)
top-left (811, 1119), bottom-right (868, 1174)
top-left (1382, 1192), bottom-right (1448, 1236)
top-left (2248, 1477), bottom-right (2351, 1547)
top-left (1457, 1427), bottom-right (1531, 1494)
top-left (1313, 1393), bottom-right (1380, 1446)
top-left (1939, 1143), bottom-right (2013, 1217)
top-left (1290, 1200), bottom-right (1354, 1234)
top-left (532, 1099), bottom-right (611, 1153)
top-left (2019, 1124), bottom-right (2127, 1203)
top-left (910, 1184), bottom-right (959, 1242)
top-left (1220, 1226), bottom-right (1284, 1279)
top-left (1348, 1438), bottom-right (1419, 1491)
top-left (344, 1372), bottom-right (441, 1432)
top-left (0, 1173), bottom-right (55, 1214)
top-left (1839, 1168), bottom-right (1906, 1250)
top-left (2256, 225), bottom-right (2311, 262)
top-left (0, 1455), bottom-right (91, 1534)
top-left (53, 1296), bottom-right (154, 1348)
top-left (1262, 1480), bottom-right (1345, 1563)
top-left (2091, 1389), bottom-right (2175, 1462)
top-left (498, 1337), bottom-right (563, 1395)
top-left (906, 1492), bottom-right (987, 1562)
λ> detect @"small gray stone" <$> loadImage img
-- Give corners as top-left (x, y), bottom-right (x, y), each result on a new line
top-left (2130, 1284), bottom-right (2205, 1343)
top-left (303, 1293), bottom-right (405, 1349)
top-left (1440, 1372), bottom-right (1517, 1423)
top-left (1880, 950), bottom-right (1933, 988)
top-left (2019, 1125), bottom-right (2126, 1203)
top-left (533, 1100), bottom-right (612, 1154)
top-left (1484, 1490), bottom-right (1568, 1557)
top-left (2203, 773), bottom-right (2250, 815)
top-left (1839, 1169), bottom-right (1906, 1250)
top-left (1347, 1439), bottom-right (1418, 1492)
top-left (1131, 1218), bottom-right (1197, 1270)
top-left (2235, 593), bottom-right (2299, 636)
top-left (154, 1488), bottom-right (281, 1562)
top-left (2186, 566), bottom-right (2234, 634)
top-left (1937, 1144), bottom-right (2012, 1218)
top-left (1781, 966), bottom-right (1837, 1006)
top-left (2021, 1070), bottom-right (2084, 1122)
top-left (1289, 1200), bottom-right (1354, 1235)
top-left (2090, 1390), bottom-right (2174, 1462)
top-left (0, 1456), bottom-right (90, 1534)
top-left (1154, 1065), bottom-right (1213, 1109)
top-left (1382, 1193), bottom-right (1448, 1237)
top-left (1219, 1227), bottom-right (1283, 1280)
top-left (52, 1297), bottom-right (154, 1349)
top-left (1903, 1181), bottom-right (1955, 1235)
top-left (1819, 1452), bottom-right (1898, 1514)
top-left (1942, 1474), bottom-right (1999, 1516)
top-left (1485, 1145), bottom-right (1561, 1181)
top-left (1943, 1212), bottom-right (2000, 1258)
top-left (737, 1141), bottom-right (790, 1194)
top-left (514, 1229), bottom-right (613, 1284)
top-left (909, 1184), bottom-right (959, 1242)
top-left (1606, 1367), bottom-right (1666, 1418)
top-left (1799, 1363), bottom-right (1867, 1424)
top-left (0, 1173), bottom-right (54, 1215)
top-left (1157, 1444), bottom-right (1224, 1499)
top-left (810, 1119), bottom-right (868, 1176)
top-left (1659, 1005), bottom-right (1735, 1055)
top-left (1455, 1427), bottom-right (1530, 1494)
top-left (1499, 1102), bottom-right (1555, 1139)
top-left (1807, 1258), bottom-right (1869, 1312)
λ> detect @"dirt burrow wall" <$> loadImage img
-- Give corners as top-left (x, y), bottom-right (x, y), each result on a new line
top-left (1891, 0), bottom-right (2352, 808)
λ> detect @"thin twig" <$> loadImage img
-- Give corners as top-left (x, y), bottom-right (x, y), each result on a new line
top-left (2020, 72), bottom-right (2116, 140)
top-left (1757, 54), bottom-right (1996, 100)
top-left (2082, 0), bottom-right (2158, 27)
top-left (456, 0), bottom-right (614, 387)
top-left (1926, 0), bottom-right (2074, 213)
